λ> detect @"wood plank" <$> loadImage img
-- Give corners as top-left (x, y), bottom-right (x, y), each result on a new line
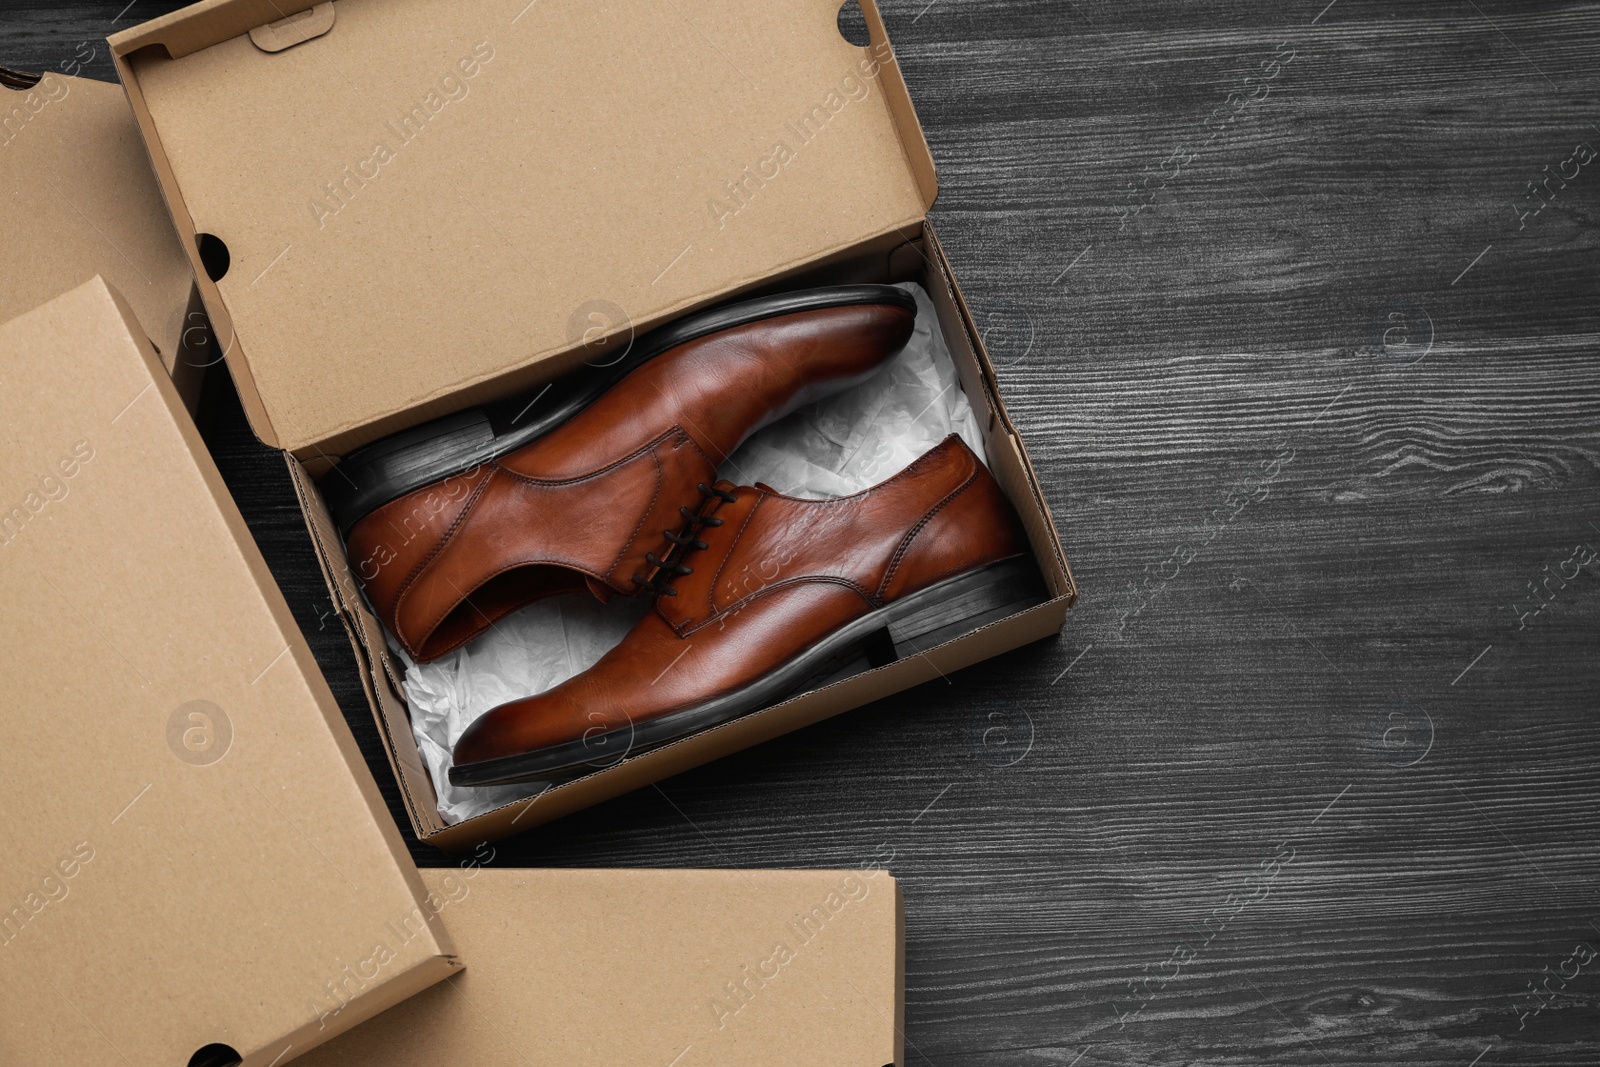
top-left (6, 0), bottom-right (1600, 1063)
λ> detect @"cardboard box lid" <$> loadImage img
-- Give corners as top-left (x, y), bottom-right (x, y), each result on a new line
top-left (111, 0), bottom-right (937, 456)
top-left (0, 278), bottom-right (460, 1067)
top-left (292, 867), bottom-right (903, 1067)
top-left (0, 71), bottom-right (202, 401)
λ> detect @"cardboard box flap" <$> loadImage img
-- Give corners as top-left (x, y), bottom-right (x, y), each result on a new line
top-left (293, 867), bottom-right (904, 1067)
top-left (112, 0), bottom-right (936, 456)
top-left (0, 71), bottom-right (202, 402)
top-left (0, 279), bottom-right (459, 1067)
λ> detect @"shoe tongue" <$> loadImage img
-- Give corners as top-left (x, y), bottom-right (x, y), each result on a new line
top-left (753, 482), bottom-right (778, 494)
top-left (585, 576), bottom-right (614, 604)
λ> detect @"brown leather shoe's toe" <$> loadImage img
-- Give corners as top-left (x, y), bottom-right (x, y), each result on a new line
top-left (449, 437), bottom-right (1050, 787)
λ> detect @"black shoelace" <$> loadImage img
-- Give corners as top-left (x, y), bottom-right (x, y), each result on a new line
top-left (632, 482), bottom-right (739, 597)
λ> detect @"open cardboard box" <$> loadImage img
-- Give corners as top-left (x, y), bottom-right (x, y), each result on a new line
top-left (0, 278), bottom-right (907, 1067)
top-left (0, 68), bottom-right (207, 410)
top-left (110, 0), bottom-right (1076, 850)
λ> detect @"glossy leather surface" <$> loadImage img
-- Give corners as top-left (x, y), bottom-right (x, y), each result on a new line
top-left (452, 434), bottom-right (1028, 768)
top-left (347, 302), bottom-right (915, 661)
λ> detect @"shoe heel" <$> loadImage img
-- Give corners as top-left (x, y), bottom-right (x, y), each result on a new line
top-left (885, 556), bottom-right (1049, 656)
top-left (788, 558), bottom-right (1047, 700)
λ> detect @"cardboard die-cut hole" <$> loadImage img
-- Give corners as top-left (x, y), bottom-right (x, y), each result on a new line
top-left (837, 0), bottom-right (871, 46)
top-left (187, 1044), bottom-right (242, 1067)
top-left (0, 66), bottom-right (42, 90)
top-left (196, 233), bottom-right (231, 282)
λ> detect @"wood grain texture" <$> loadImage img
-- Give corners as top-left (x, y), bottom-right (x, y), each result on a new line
top-left (7, 0), bottom-right (1600, 1063)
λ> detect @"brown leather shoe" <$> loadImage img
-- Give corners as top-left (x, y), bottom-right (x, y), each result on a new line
top-left (335, 286), bottom-right (916, 662)
top-left (449, 434), bottom-right (1046, 786)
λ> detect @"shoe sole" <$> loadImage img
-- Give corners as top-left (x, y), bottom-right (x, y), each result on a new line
top-left (448, 554), bottom-right (1049, 787)
top-left (323, 284), bottom-right (918, 534)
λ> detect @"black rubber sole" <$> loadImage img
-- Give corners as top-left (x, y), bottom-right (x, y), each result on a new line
top-left (322, 284), bottom-right (917, 534)
top-left (449, 554), bottom-right (1049, 788)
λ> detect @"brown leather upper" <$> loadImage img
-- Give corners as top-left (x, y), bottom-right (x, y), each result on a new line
top-left (347, 302), bottom-right (914, 661)
top-left (451, 434), bottom-right (1028, 767)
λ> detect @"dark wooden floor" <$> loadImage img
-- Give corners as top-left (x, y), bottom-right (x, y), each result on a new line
top-left (8, 1), bottom-right (1600, 1063)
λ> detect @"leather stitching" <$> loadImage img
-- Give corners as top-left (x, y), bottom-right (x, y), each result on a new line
top-left (614, 428), bottom-right (718, 586)
top-left (677, 438), bottom-right (974, 632)
top-left (707, 494), bottom-right (763, 618)
top-left (391, 467), bottom-right (497, 654)
top-left (494, 427), bottom-right (680, 487)
top-left (878, 453), bottom-right (980, 601)
top-left (606, 440), bottom-right (666, 581)
top-left (395, 428), bottom-right (695, 655)
top-left (676, 432), bottom-right (717, 474)
top-left (665, 492), bottom-right (760, 638)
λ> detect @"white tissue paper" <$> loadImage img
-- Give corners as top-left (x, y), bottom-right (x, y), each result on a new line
top-left (392, 281), bottom-right (990, 824)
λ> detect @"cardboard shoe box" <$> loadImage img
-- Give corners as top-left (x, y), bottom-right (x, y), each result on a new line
top-left (0, 278), bottom-right (907, 1067)
top-left (292, 866), bottom-right (903, 1067)
top-left (0, 278), bottom-right (458, 1067)
top-left (109, 0), bottom-right (1077, 849)
top-left (0, 68), bottom-right (207, 410)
